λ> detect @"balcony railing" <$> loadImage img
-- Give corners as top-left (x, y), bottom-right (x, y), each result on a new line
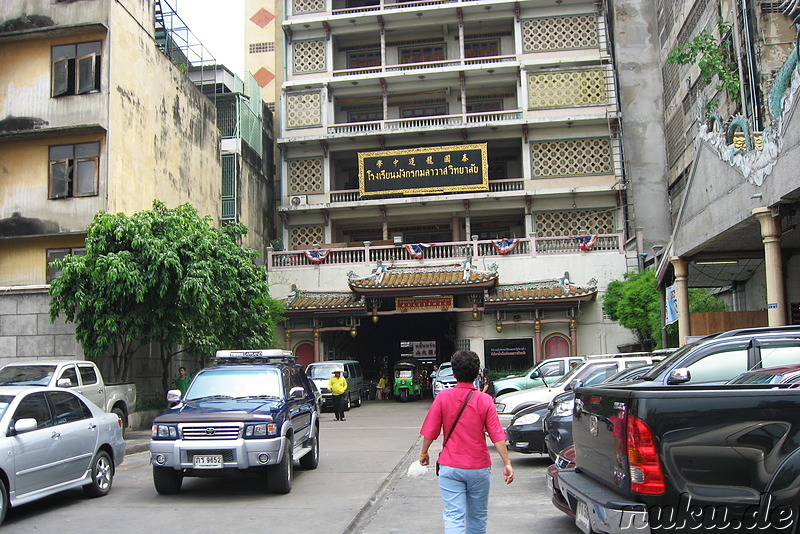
top-left (327, 178), bottom-right (524, 203)
top-left (267, 234), bottom-right (623, 269)
top-left (327, 109), bottom-right (523, 135)
top-left (328, 0), bottom-right (485, 16)
top-left (331, 55), bottom-right (517, 78)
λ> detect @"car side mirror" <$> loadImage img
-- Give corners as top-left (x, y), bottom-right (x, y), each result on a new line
top-left (667, 368), bottom-right (691, 385)
top-left (166, 389), bottom-right (182, 403)
top-left (530, 370), bottom-right (541, 379)
top-left (565, 379), bottom-right (582, 391)
top-left (289, 387), bottom-right (305, 399)
top-left (57, 378), bottom-right (73, 387)
top-left (13, 418), bottom-right (37, 435)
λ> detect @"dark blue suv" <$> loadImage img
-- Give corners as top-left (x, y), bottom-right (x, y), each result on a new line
top-left (150, 350), bottom-right (320, 495)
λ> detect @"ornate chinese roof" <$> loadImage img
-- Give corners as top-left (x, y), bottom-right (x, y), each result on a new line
top-left (282, 285), bottom-right (366, 314)
top-left (484, 272), bottom-right (597, 309)
top-left (347, 261), bottom-right (499, 296)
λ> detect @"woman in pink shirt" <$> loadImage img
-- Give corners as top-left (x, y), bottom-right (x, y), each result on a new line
top-left (419, 350), bottom-right (514, 533)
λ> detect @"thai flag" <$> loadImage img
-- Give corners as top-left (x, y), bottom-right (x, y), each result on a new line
top-left (492, 238), bottom-right (518, 254)
top-left (304, 249), bottom-right (330, 264)
top-left (576, 235), bottom-right (597, 251)
top-left (404, 243), bottom-right (433, 259)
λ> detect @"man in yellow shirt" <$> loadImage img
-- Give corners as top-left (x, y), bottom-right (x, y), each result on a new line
top-left (328, 368), bottom-right (348, 421)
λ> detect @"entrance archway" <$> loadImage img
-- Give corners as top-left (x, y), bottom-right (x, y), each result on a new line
top-left (294, 341), bottom-right (315, 367)
top-left (543, 333), bottom-right (570, 358)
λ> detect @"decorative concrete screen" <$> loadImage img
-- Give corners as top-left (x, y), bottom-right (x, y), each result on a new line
top-left (527, 68), bottom-right (607, 109)
top-left (288, 158), bottom-right (323, 194)
top-left (522, 15), bottom-right (598, 52)
top-left (286, 91), bottom-right (322, 128)
top-left (358, 143), bottom-right (489, 197)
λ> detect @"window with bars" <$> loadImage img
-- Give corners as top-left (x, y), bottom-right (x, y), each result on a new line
top-left (249, 42), bottom-right (275, 53)
top-left (466, 100), bottom-right (502, 113)
top-left (348, 109), bottom-right (383, 122)
top-left (49, 142), bottom-right (99, 199)
top-left (51, 41), bottom-right (101, 97)
top-left (347, 50), bottom-right (381, 69)
top-left (400, 104), bottom-right (448, 118)
top-left (464, 39), bottom-right (499, 58)
top-left (47, 247), bottom-right (86, 282)
top-left (221, 154), bottom-right (237, 220)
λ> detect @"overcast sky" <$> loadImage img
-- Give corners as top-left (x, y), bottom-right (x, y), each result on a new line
top-left (172, 0), bottom-right (245, 74)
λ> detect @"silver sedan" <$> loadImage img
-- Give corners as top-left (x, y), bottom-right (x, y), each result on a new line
top-left (0, 386), bottom-right (125, 524)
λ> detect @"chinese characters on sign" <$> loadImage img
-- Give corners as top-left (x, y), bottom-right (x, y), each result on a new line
top-left (358, 144), bottom-right (489, 197)
top-left (395, 296), bottom-right (454, 312)
top-left (413, 341), bottom-right (436, 360)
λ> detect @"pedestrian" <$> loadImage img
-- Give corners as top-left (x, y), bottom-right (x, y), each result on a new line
top-left (478, 368), bottom-right (495, 397)
top-left (329, 367), bottom-right (348, 421)
top-left (418, 350), bottom-right (513, 533)
top-left (174, 366), bottom-right (191, 397)
top-left (377, 374), bottom-right (390, 400)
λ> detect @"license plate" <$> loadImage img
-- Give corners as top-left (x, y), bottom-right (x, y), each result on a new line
top-left (555, 455), bottom-right (570, 469)
top-left (193, 454), bottom-right (223, 469)
top-left (575, 500), bottom-right (590, 533)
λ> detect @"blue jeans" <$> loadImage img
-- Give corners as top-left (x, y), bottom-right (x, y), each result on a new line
top-left (438, 465), bottom-right (492, 534)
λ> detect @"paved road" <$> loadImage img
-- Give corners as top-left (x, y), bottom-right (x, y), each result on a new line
top-left (1, 399), bottom-right (580, 533)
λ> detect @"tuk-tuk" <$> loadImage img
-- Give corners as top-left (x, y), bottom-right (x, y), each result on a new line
top-left (393, 358), bottom-right (423, 402)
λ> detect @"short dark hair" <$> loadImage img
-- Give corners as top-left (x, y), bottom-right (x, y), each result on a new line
top-left (451, 350), bottom-right (480, 383)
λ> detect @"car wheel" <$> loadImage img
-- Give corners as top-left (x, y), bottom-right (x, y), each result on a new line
top-left (298, 429), bottom-right (319, 470)
top-left (153, 466), bottom-right (183, 495)
top-left (0, 480), bottom-right (8, 526)
top-left (268, 438), bottom-right (293, 494)
top-left (400, 389), bottom-right (409, 402)
top-left (112, 407), bottom-right (126, 438)
top-left (344, 394), bottom-right (352, 411)
top-left (83, 450), bottom-right (114, 497)
top-left (354, 391), bottom-right (362, 407)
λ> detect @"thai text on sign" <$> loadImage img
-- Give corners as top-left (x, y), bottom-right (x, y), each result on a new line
top-left (396, 295), bottom-right (454, 312)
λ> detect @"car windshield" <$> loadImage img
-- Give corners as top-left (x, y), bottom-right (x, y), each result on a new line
top-left (0, 365), bottom-right (56, 386)
top-left (640, 342), bottom-right (699, 380)
top-left (0, 395), bottom-right (13, 419)
top-left (551, 362), bottom-right (586, 387)
top-left (307, 364), bottom-right (341, 380)
top-left (437, 366), bottom-right (454, 378)
top-left (397, 370), bottom-right (413, 378)
top-left (186, 369), bottom-right (282, 401)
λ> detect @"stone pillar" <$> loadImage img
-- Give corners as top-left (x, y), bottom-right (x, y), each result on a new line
top-left (670, 257), bottom-right (690, 346)
top-left (569, 319), bottom-right (577, 356)
top-left (754, 207), bottom-right (786, 326)
top-left (533, 319), bottom-right (542, 363)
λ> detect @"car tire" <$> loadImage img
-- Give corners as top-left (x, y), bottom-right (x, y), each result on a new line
top-left (112, 407), bottom-right (126, 438)
top-left (268, 438), bottom-right (293, 494)
top-left (153, 466), bottom-right (183, 495)
top-left (344, 394), bottom-right (352, 411)
top-left (400, 389), bottom-right (409, 402)
top-left (354, 390), bottom-right (362, 407)
top-left (83, 450), bottom-right (114, 497)
top-left (0, 480), bottom-right (8, 526)
top-left (299, 430), bottom-right (319, 470)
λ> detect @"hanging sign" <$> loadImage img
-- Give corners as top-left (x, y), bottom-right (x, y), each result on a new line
top-left (358, 143), bottom-right (489, 197)
top-left (396, 295), bottom-right (454, 312)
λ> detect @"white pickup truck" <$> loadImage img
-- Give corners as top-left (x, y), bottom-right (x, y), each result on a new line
top-left (0, 360), bottom-right (137, 433)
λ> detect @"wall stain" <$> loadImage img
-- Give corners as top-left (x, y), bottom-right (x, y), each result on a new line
top-left (0, 212), bottom-right (59, 238)
top-left (0, 14), bottom-right (55, 33)
top-left (0, 115), bottom-right (48, 133)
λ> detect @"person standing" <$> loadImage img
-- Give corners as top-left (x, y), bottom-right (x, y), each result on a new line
top-left (174, 366), bottom-right (191, 396)
top-left (478, 368), bottom-right (495, 397)
top-left (328, 367), bottom-right (348, 421)
top-left (418, 350), bottom-right (513, 533)
top-left (377, 374), bottom-right (390, 400)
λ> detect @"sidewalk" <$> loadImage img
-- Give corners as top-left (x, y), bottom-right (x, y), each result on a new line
top-left (124, 429), bottom-right (151, 456)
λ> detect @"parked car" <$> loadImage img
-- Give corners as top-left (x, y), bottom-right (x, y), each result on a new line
top-left (546, 445), bottom-right (576, 518)
top-left (305, 359), bottom-right (365, 411)
top-left (432, 362), bottom-right (455, 398)
top-left (150, 349), bottom-right (320, 495)
top-left (726, 363), bottom-right (800, 385)
top-left (492, 356), bottom-right (585, 397)
top-left (0, 360), bottom-right (137, 434)
top-left (505, 402), bottom-right (550, 454)
top-left (495, 354), bottom-right (659, 428)
top-left (0, 386), bottom-right (125, 524)
top-left (542, 363), bottom-right (655, 460)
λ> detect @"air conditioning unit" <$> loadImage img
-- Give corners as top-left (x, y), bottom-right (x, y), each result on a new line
top-left (289, 195), bottom-right (307, 207)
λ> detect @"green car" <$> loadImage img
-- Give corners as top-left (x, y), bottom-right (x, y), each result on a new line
top-left (492, 356), bottom-right (585, 397)
top-left (393, 358), bottom-right (423, 402)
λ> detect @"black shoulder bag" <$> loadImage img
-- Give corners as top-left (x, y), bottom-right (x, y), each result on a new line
top-left (436, 389), bottom-right (475, 476)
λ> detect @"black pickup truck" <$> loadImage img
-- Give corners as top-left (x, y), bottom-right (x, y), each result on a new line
top-left (557, 383), bottom-right (800, 533)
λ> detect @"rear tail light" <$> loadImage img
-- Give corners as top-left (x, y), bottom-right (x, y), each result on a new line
top-left (627, 414), bottom-right (665, 494)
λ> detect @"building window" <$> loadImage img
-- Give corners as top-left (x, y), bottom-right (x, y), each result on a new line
top-left (249, 42), bottom-right (275, 53)
top-left (347, 50), bottom-right (381, 69)
top-left (399, 45), bottom-right (445, 64)
top-left (400, 104), bottom-right (448, 118)
top-left (221, 154), bottom-right (237, 220)
top-left (348, 109), bottom-right (383, 122)
top-left (466, 100), bottom-right (502, 113)
top-left (464, 39), bottom-right (499, 58)
top-left (47, 248), bottom-right (86, 282)
top-left (49, 142), bottom-right (100, 199)
top-left (51, 41), bottom-right (101, 97)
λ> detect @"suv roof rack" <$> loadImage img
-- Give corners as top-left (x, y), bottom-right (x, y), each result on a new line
top-left (711, 325), bottom-right (800, 339)
top-left (214, 349), bottom-right (296, 365)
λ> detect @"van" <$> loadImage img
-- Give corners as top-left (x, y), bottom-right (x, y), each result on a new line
top-left (305, 360), bottom-right (365, 411)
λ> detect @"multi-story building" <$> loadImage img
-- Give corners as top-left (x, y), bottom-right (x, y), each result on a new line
top-left (652, 0), bottom-right (800, 342)
top-left (269, 0), bottom-right (667, 370)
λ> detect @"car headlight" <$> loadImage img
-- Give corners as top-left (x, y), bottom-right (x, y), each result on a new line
top-left (244, 423), bottom-right (277, 437)
top-left (513, 412), bottom-right (541, 425)
top-left (152, 423), bottom-right (179, 439)
top-left (553, 398), bottom-right (575, 417)
top-left (495, 403), bottom-right (506, 412)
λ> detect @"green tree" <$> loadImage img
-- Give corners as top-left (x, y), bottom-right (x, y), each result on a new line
top-left (49, 201), bottom-right (284, 390)
top-left (604, 269), bottom-right (726, 349)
